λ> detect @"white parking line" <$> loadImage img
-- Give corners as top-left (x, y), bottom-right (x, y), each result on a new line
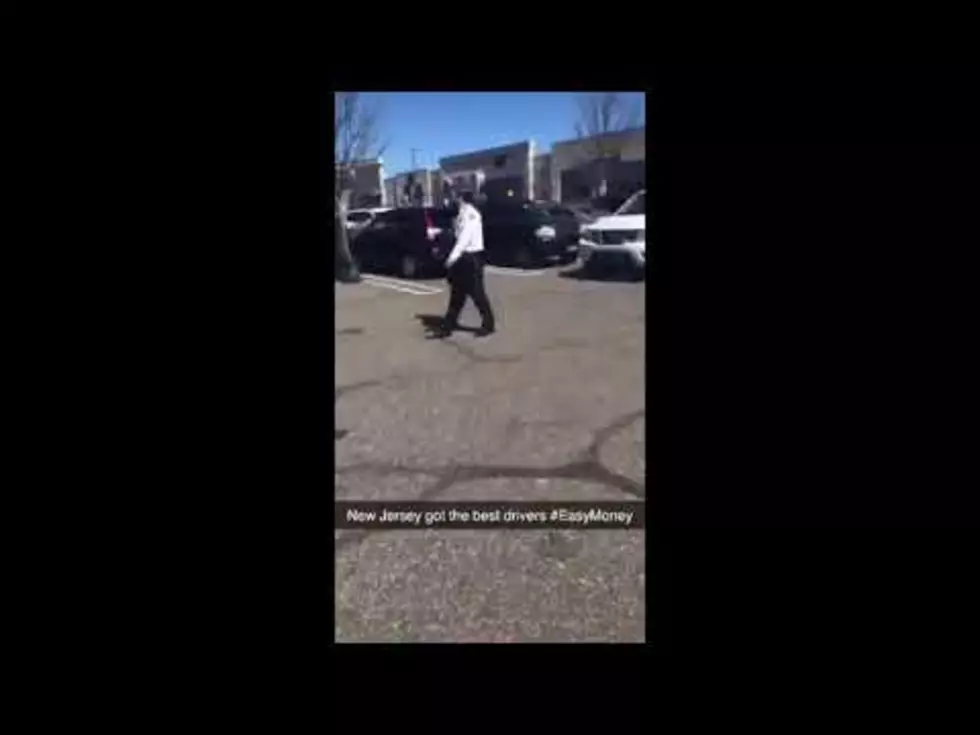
top-left (361, 274), bottom-right (443, 295)
top-left (363, 274), bottom-right (444, 293)
top-left (484, 266), bottom-right (549, 277)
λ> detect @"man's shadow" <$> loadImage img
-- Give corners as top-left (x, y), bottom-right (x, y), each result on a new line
top-left (415, 313), bottom-right (479, 338)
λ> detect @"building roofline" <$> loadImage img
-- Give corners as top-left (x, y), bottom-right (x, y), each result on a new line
top-left (439, 140), bottom-right (532, 165)
top-left (550, 126), bottom-right (645, 150)
top-left (384, 168), bottom-right (436, 181)
top-left (336, 158), bottom-right (383, 168)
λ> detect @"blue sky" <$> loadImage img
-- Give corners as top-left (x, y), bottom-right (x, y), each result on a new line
top-left (354, 92), bottom-right (646, 176)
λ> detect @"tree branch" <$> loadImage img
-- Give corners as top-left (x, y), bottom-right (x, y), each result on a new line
top-left (573, 92), bottom-right (643, 161)
top-left (334, 92), bottom-right (388, 203)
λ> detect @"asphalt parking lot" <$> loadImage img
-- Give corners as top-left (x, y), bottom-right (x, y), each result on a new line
top-left (334, 263), bottom-right (646, 642)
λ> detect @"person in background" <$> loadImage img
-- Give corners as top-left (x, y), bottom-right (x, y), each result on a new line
top-left (432, 191), bottom-right (496, 338)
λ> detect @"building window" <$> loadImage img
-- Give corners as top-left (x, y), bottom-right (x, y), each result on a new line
top-left (494, 154), bottom-right (507, 168)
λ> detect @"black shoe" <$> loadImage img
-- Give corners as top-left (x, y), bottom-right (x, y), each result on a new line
top-left (474, 326), bottom-right (495, 338)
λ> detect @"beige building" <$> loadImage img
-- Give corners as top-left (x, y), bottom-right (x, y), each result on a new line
top-left (533, 153), bottom-right (552, 201)
top-left (385, 169), bottom-right (439, 207)
top-left (550, 127), bottom-right (645, 204)
top-left (439, 140), bottom-right (535, 202)
top-left (337, 159), bottom-right (387, 208)
top-left (383, 127), bottom-right (644, 207)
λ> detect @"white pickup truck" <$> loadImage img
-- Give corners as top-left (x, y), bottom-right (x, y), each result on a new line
top-left (577, 189), bottom-right (646, 277)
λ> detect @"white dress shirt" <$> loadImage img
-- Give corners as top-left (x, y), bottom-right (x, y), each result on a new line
top-left (445, 202), bottom-right (484, 268)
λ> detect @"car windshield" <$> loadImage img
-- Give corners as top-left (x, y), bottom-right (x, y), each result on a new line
top-left (529, 202), bottom-right (566, 217)
top-left (615, 191), bottom-right (646, 216)
top-left (519, 202), bottom-right (551, 221)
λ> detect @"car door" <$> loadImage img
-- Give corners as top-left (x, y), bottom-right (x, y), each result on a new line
top-left (428, 208), bottom-right (457, 264)
top-left (351, 210), bottom-right (396, 270)
top-left (478, 203), bottom-right (509, 263)
top-left (379, 209), bottom-right (419, 270)
top-left (548, 205), bottom-right (580, 243)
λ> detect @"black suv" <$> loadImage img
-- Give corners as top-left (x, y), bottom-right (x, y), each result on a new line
top-left (351, 207), bottom-right (458, 279)
top-left (478, 200), bottom-right (580, 268)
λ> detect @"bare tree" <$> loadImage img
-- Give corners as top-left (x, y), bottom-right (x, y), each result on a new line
top-left (334, 92), bottom-right (388, 281)
top-left (573, 93), bottom-right (642, 200)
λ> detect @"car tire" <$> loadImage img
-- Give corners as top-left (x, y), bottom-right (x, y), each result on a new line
top-left (338, 261), bottom-right (362, 283)
top-left (400, 254), bottom-right (418, 279)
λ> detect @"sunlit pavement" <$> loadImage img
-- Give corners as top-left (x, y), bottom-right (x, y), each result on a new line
top-left (335, 264), bottom-right (646, 642)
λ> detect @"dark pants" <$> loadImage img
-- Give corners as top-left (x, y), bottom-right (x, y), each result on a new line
top-left (444, 252), bottom-right (495, 331)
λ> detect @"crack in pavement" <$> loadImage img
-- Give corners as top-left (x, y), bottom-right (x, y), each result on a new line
top-left (440, 333), bottom-right (639, 365)
top-left (334, 338), bottom-right (645, 556)
top-left (334, 409), bottom-right (645, 553)
top-left (440, 339), bottom-right (523, 365)
top-left (583, 408), bottom-right (645, 464)
top-left (334, 328), bottom-right (639, 411)
top-left (335, 380), bottom-right (384, 401)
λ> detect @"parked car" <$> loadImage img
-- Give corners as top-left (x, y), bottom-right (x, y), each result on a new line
top-left (578, 189), bottom-right (646, 278)
top-left (345, 207), bottom-right (391, 236)
top-left (564, 203), bottom-right (603, 225)
top-left (478, 199), bottom-right (580, 268)
top-left (564, 195), bottom-right (628, 225)
top-left (350, 207), bottom-right (457, 279)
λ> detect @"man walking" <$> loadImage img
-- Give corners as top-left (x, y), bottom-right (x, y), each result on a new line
top-left (433, 191), bottom-right (496, 338)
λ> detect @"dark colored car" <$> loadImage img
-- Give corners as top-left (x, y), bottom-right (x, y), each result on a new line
top-left (478, 200), bottom-right (581, 268)
top-left (563, 195), bottom-right (630, 224)
top-left (351, 207), bottom-right (457, 279)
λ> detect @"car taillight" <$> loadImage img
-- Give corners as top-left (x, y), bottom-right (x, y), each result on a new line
top-left (424, 212), bottom-right (442, 240)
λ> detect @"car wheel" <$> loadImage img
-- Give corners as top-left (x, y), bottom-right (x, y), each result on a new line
top-left (400, 254), bottom-right (418, 279)
top-left (338, 259), bottom-right (362, 283)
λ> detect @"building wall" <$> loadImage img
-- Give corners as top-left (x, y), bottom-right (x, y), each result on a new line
top-left (440, 141), bottom-right (532, 201)
top-left (383, 178), bottom-right (398, 208)
top-left (340, 160), bottom-right (385, 208)
top-left (380, 129), bottom-right (643, 207)
top-left (385, 168), bottom-right (437, 207)
top-left (550, 127), bottom-right (645, 203)
top-left (533, 153), bottom-right (552, 201)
